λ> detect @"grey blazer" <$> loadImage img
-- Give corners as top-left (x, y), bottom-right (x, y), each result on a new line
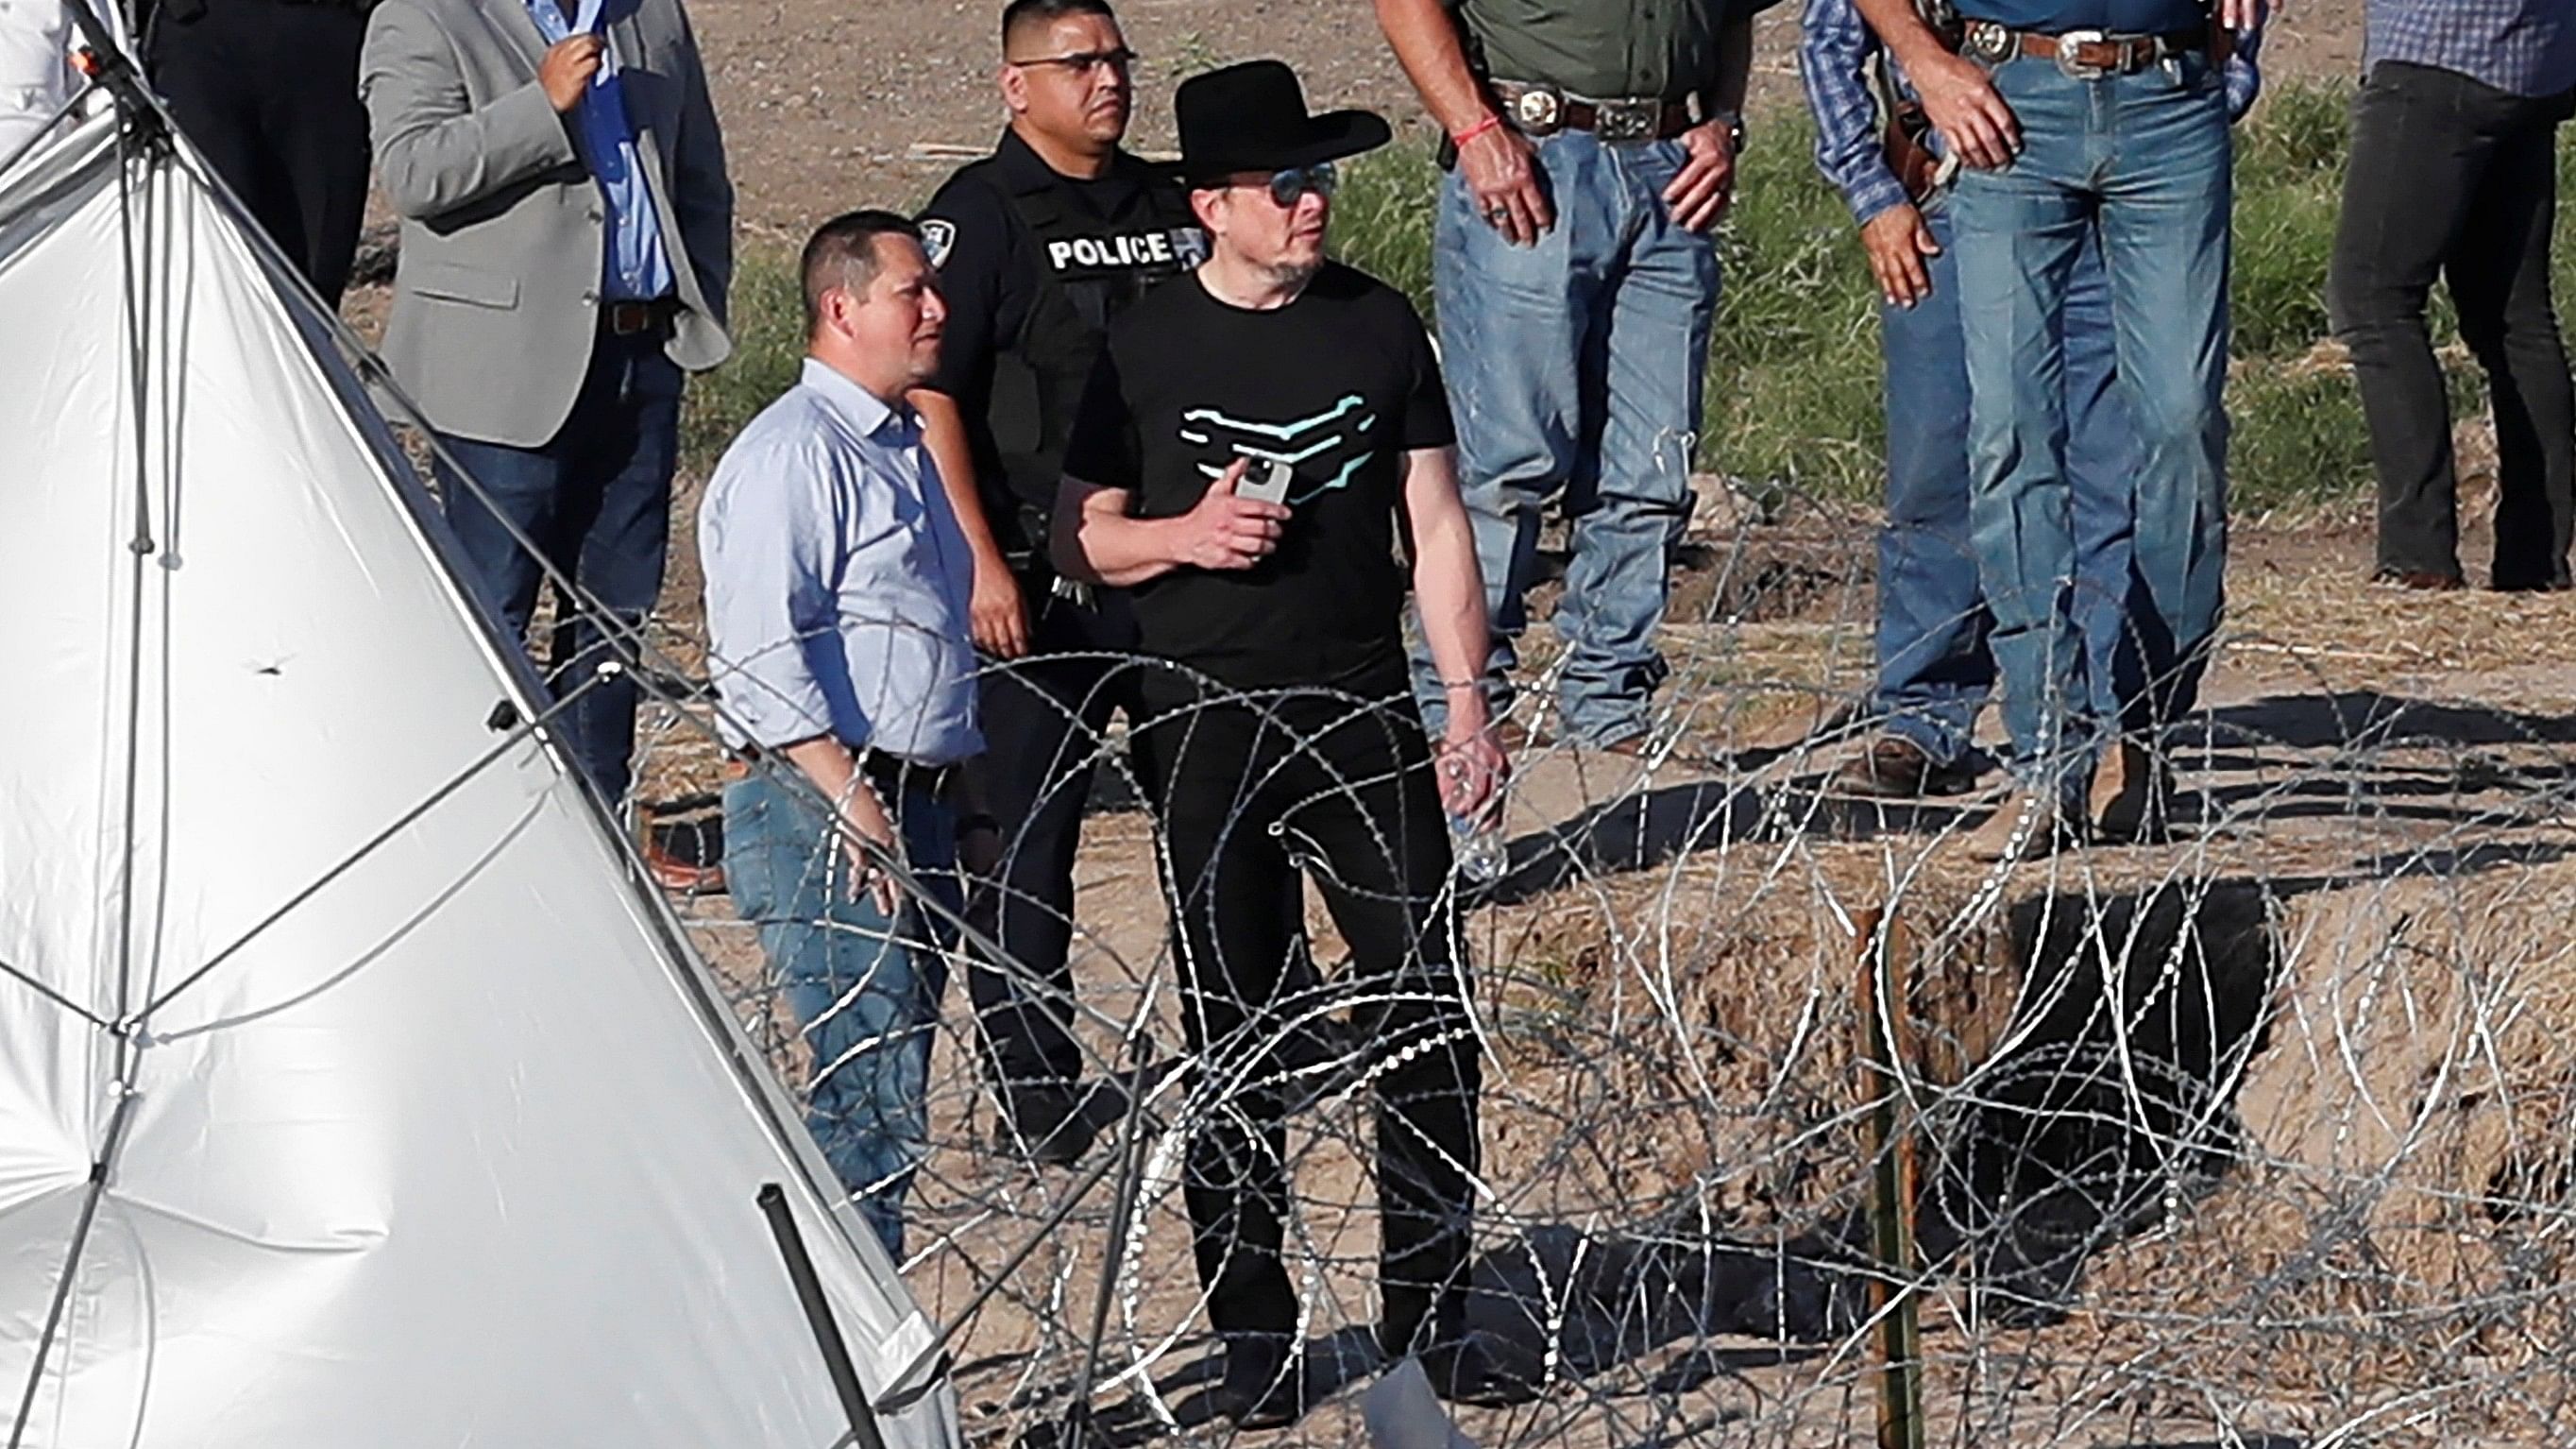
top-left (361, 0), bottom-right (732, 447)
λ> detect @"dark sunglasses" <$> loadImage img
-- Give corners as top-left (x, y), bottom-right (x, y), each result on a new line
top-left (1007, 46), bottom-right (1138, 77)
top-left (1255, 162), bottom-right (1338, 208)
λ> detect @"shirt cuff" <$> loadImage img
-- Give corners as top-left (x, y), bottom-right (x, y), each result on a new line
top-left (1843, 169), bottom-right (1911, 230)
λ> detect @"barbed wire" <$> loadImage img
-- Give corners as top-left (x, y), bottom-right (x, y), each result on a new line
top-left (603, 473), bottom-right (2576, 1449)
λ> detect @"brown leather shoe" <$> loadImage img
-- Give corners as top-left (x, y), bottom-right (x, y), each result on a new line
top-left (1831, 734), bottom-right (1977, 799)
top-left (1964, 790), bottom-right (2078, 862)
top-left (641, 837), bottom-right (725, 895)
top-left (2087, 739), bottom-right (2158, 842)
top-left (2375, 568), bottom-right (2465, 591)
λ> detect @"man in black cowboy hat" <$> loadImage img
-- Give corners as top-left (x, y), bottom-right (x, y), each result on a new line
top-left (1054, 58), bottom-right (1508, 1425)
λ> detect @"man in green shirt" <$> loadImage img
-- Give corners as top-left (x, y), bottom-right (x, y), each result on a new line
top-left (1380, 0), bottom-right (1755, 754)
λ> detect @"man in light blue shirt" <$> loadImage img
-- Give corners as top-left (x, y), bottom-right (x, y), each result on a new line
top-left (700, 210), bottom-right (980, 1255)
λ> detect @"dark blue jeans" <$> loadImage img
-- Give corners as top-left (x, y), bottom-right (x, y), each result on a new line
top-left (437, 331), bottom-right (681, 807)
top-left (1874, 208), bottom-right (2140, 769)
top-left (1952, 53), bottom-right (2232, 801)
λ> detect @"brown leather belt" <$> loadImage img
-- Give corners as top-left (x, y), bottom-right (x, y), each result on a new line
top-left (1491, 81), bottom-right (1695, 142)
top-left (1961, 21), bottom-right (2208, 77)
top-left (601, 297), bottom-right (679, 337)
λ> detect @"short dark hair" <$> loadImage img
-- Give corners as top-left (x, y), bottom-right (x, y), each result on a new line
top-left (1001, 0), bottom-right (1114, 50)
top-left (799, 210), bottom-right (922, 334)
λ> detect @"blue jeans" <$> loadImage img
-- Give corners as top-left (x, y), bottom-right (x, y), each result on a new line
top-left (722, 768), bottom-right (958, 1258)
top-left (1874, 208), bottom-right (2140, 769)
top-left (1410, 130), bottom-right (1719, 747)
top-left (437, 331), bottom-right (681, 808)
top-left (1952, 54), bottom-right (2231, 801)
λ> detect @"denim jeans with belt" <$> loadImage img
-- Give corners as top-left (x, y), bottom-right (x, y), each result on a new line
top-left (1951, 51), bottom-right (2231, 802)
top-left (1875, 206), bottom-right (2141, 769)
top-left (1409, 128), bottom-right (1719, 748)
top-left (437, 329), bottom-right (681, 809)
top-left (721, 766), bottom-right (958, 1258)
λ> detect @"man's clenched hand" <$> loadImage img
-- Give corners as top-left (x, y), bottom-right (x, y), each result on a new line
top-left (540, 35), bottom-right (603, 112)
top-left (1173, 458), bottom-right (1289, 571)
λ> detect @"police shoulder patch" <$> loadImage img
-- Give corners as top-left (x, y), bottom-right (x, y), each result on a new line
top-left (920, 218), bottom-right (958, 269)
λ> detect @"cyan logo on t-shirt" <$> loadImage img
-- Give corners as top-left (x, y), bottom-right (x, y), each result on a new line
top-left (1178, 394), bottom-right (1379, 504)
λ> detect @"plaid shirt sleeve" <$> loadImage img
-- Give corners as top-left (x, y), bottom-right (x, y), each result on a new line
top-left (1800, 0), bottom-right (1910, 228)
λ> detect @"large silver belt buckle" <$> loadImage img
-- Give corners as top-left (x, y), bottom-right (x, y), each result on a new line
top-left (1510, 85), bottom-right (1564, 135)
top-left (1593, 97), bottom-right (1656, 142)
top-left (2055, 28), bottom-right (2111, 79)
top-left (1961, 19), bottom-right (2013, 63)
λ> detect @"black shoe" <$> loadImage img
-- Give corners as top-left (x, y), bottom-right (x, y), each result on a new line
top-left (1415, 1332), bottom-right (1542, 1406)
top-left (1001, 1079), bottom-right (1129, 1168)
top-left (2374, 567), bottom-right (2465, 591)
top-left (1209, 1335), bottom-right (1307, 1429)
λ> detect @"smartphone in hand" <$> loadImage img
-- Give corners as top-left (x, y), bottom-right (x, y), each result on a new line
top-left (1236, 458), bottom-right (1295, 506)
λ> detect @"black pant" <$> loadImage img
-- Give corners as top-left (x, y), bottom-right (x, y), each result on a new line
top-left (957, 578), bottom-right (1144, 1097)
top-left (1130, 668), bottom-right (1480, 1357)
top-left (147, 0), bottom-right (371, 306)
top-left (2330, 60), bottom-right (2576, 588)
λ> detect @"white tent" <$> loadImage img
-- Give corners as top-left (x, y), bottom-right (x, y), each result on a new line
top-left (0, 81), bottom-right (962, 1449)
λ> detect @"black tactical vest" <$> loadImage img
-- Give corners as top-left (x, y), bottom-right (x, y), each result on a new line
top-left (973, 153), bottom-right (1202, 549)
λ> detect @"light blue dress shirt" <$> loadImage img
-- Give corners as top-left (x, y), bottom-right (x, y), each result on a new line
top-left (524, 0), bottom-right (673, 301)
top-left (700, 357), bottom-right (983, 765)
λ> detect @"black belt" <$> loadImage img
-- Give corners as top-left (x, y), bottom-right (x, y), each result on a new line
top-left (1490, 81), bottom-right (1696, 142)
top-left (730, 747), bottom-right (955, 801)
top-left (1960, 20), bottom-right (2209, 77)
top-left (860, 750), bottom-right (955, 802)
top-left (601, 296), bottom-right (680, 337)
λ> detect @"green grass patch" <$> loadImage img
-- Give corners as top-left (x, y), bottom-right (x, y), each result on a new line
top-left (678, 247), bottom-right (805, 472)
top-left (683, 82), bottom-right (2571, 516)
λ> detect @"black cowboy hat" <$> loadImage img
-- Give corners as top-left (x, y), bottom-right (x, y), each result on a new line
top-left (1175, 60), bottom-right (1391, 185)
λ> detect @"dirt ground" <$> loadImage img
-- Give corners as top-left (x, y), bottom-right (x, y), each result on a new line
top-left (688, 0), bottom-right (2376, 236)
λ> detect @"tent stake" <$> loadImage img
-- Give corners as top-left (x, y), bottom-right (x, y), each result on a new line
top-left (1855, 907), bottom-right (1925, 1449)
top-left (759, 1184), bottom-right (890, 1449)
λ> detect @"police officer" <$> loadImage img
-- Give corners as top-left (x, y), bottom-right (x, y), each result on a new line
top-left (911, 0), bottom-right (1203, 1165)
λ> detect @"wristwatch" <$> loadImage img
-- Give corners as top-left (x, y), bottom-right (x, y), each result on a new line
top-left (1708, 107), bottom-right (1748, 157)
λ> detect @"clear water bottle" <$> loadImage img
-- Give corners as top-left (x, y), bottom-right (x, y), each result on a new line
top-left (1449, 811), bottom-right (1507, 885)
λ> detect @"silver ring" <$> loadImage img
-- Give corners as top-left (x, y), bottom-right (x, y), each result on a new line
top-left (1484, 205), bottom-right (1509, 221)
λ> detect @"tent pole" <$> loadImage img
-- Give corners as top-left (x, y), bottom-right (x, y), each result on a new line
top-left (7, 1092), bottom-right (139, 1449)
top-left (758, 1184), bottom-right (890, 1449)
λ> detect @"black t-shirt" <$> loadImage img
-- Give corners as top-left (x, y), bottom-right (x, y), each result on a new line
top-left (1061, 263), bottom-right (1454, 690)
